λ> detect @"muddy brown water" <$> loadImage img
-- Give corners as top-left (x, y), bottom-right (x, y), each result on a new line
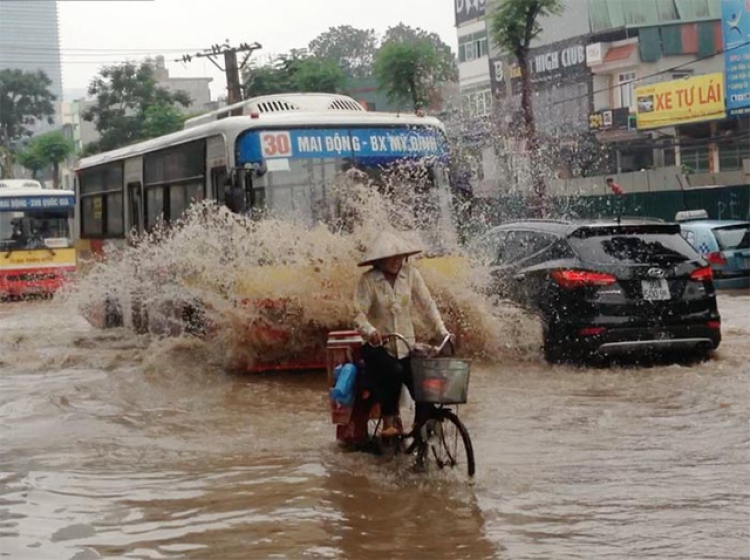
top-left (1, 294), bottom-right (748, 559)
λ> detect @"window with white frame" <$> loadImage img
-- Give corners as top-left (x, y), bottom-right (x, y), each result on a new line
top-left (458, 31), bottom-right (489, 63)
top-left (461, 87), bottom-right (492, 117)
top-left (616, 71), bottom-right (636, 110)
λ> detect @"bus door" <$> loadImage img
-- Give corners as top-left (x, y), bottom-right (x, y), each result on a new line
top-left (127, 182), bottom-right (143, 234)
top-left (210, 167), bottom-right (227, 202)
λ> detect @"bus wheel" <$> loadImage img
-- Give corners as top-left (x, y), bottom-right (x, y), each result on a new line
top-left (131, 297), bottom-right (149, 334)
top-left (103, 297), bottom-right (124, 328)
top-left (182, 300), bottom-right (207, 337)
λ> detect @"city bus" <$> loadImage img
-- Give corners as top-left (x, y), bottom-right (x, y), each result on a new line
top-left (75, 93), bottom-right (457, 367)
top-left (0, 179), bottom-right (76, 298)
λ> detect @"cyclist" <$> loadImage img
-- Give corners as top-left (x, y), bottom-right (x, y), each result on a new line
top-left (353, 231), bottom-right (453, 437)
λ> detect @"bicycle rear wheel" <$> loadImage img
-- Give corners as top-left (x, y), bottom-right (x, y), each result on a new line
top-left (419, 410), bottom-right (475, 478)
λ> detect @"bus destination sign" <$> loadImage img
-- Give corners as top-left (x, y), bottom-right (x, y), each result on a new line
top-left (239, 128), bottom-right (448, 163)
top-left (0, 196), bottom-right (75, 211)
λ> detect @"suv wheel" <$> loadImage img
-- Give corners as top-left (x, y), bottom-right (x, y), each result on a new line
top-left (542, 322), bottom-right (565, 363)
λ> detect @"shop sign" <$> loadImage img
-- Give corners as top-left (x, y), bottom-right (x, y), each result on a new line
top-left (455, 0), bottom-right (485, 26)
top-left (588, 107), bottom-right (630, 131)
top-left (490, 37), bottom-right (589, 96)
top-left (635, 73), bottom-right (725, 129)
top-left (722, 0), bottom-right (750, 115)
top-left (586, 43), bottom-right (603, 66)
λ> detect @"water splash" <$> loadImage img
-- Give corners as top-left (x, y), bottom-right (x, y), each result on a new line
top-left (63, 183), bottom-right (541, 371)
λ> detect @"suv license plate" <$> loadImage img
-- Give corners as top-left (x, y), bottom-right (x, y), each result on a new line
top-left (642, 279), bottom-right (670, 301)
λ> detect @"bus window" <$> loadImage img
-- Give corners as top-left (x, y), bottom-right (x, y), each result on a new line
top-left (143, 140), bottom-right (206, 229)
top-left (79, 163), bottom-right (124, 238)
top-left (145, 187), bottom-right (164, 230)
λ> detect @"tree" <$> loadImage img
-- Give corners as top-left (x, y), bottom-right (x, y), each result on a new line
top-left (308, 25), bottom-right (378, 78)
top-left (34, 132), bottom-right (74, 189)
top-left (489, 0), bottom-right (564, 216)
top-left (290, 57), bottom-right (346, 93)
top-left (374, 39), bottom-right (440, 111)
top-left (16, 143), bottom-right (47, 179)
top-left (382, 24), bottom-right (458, 82)
top-left (0, 69), bottom-right (56, 178)
top-left (83, 61), bottom-right (191, 153)
top-left (243, 55), bottom-right (346, 98)
top-left (243, 63), bottom-right (293, 97)
top-left (16, 132), bottom-right (74, 188)
top-left (142, 103), bottom-right (185, 139)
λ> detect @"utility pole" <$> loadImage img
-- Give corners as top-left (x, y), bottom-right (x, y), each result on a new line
top-left (177, 41), bottom-right (262, 115)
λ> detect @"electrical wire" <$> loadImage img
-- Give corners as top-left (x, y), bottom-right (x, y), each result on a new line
top-left (547, 36), bottom-right (750, 106)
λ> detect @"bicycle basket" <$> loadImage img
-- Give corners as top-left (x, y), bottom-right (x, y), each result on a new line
top-left (411, 357), bottom-right (471, 404)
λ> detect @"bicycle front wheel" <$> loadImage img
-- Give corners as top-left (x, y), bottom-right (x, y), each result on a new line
top-left (420, 410), bottom-right (475, 478)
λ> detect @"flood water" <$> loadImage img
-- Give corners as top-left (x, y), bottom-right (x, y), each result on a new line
top-left (1, 293), bottom-right (748, 559)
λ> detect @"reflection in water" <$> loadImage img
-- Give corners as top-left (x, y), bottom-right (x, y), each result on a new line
top-left (1, 298), bottom-right (748, 559)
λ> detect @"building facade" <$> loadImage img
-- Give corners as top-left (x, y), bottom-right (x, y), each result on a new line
top-left (454, 0), bottom-right (746, 200)
top-left (0, 0), bottom-right (63, 130)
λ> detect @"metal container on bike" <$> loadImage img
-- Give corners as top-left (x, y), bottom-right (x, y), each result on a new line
top-left (411, 356), bottom-right (470, 404)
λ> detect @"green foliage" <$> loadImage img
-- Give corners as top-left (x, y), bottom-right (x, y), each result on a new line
top-left (489, 0), bottom-right (563, 55)
top-left (291, 58), bottom-right (347, 93)
top-left (142, 103), bottom-right (185, 139)
top-left (17, 131), bottom-right (74, 188)
top-left (308, 25), bottom-right (378, 78)
top-left (373, 39), bottom-right (440, 111)
top-left (243, 56), bottom-right (346, 98)
top-left (382, 23), bottom-right (458, 82)
top-left (16, 144), bottom-right (47, 179)
top-left (83, 61), bottom-right (192, 153)
top-left (0, 69), bottom-right (56, 178)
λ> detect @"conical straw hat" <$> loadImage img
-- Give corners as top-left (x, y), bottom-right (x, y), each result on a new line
top-left (357, 231), bottom-right (423, 267)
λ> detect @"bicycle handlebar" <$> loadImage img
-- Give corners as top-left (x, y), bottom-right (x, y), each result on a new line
top-left (370, 332), bottom-right (454, 356)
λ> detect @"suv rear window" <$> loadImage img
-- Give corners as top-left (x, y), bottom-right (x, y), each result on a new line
top-left (714, 224), bottom-right (750, 250)
top-left (570, 233), bottom-right (699, 264)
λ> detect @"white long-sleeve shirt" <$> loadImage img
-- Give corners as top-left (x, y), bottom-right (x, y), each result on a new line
top-left (353, 264), bottom-right (449, 358)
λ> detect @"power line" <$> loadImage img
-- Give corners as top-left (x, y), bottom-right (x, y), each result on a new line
top-left (0, 46), bottom-right (204, 54)
top-left (549, 36), bottom-right (750, 107)
top-left (176, 42), bottom-right (262, 112)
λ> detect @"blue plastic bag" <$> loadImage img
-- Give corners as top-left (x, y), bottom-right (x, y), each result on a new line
top-left (330, 363), bottom-right (357, 407)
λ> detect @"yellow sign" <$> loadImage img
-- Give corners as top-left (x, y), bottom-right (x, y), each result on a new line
top-left (0, 248), bottom-right (76, 269)
top-left (635, 73), bottom-right (725, 129)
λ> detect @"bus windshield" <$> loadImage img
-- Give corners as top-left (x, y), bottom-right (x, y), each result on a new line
top-left (236, 126), bottom-right (453, 239)
top-left (0, 209), bottom-right (73, 251)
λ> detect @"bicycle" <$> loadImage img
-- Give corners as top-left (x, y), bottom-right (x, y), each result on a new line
top-left (365, 333), bottom-right (476, 478)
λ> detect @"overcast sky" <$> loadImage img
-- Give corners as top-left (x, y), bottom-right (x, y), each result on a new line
top-left (58, 0), bottom-right (458, 100)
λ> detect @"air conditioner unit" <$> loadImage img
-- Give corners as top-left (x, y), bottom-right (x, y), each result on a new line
top-left (742, 158), bottom-right (750, 175)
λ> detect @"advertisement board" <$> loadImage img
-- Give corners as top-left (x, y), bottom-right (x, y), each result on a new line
top-left (588, 107), bottom-right (631, 131)
top-left (722, 0), bottom-right (750, 115)
top-left (490, 37), bottom-right (589, 97)
top-left (455, 0), bottom-right (486, 26)
top-left (635, 73), bottom-right (725, 129)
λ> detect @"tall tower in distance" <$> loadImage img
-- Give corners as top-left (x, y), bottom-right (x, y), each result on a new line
top-left (0, 0), bottom-right (63, 128)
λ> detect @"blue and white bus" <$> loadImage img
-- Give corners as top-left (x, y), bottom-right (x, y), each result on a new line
top-left (75, 93), bottom-right (453, 257)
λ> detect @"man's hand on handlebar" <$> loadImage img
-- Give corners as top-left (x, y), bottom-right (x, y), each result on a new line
top-left (368, 330), bottom-right (383, 347)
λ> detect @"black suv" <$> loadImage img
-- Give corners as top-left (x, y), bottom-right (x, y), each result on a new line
top-left (472, 219), bottom-right (722, 362)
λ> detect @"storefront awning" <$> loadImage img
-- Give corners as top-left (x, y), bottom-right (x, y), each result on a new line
top-left (603, 43), bottom-right (637, 63)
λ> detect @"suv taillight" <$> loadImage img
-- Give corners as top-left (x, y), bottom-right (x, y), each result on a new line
top-left (551, 269), bottom-right (617, 289)
top-left (705, 251), bottom-right (727, 266)
top-left (689, 266), bottom-right (713, 282)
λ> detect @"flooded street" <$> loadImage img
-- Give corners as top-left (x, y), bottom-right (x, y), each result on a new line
top-left (1, 294), bottom-right (748, 560)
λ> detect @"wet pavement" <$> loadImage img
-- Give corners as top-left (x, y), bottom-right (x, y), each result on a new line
top-left (0, 292), bottom-right (748, 559)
